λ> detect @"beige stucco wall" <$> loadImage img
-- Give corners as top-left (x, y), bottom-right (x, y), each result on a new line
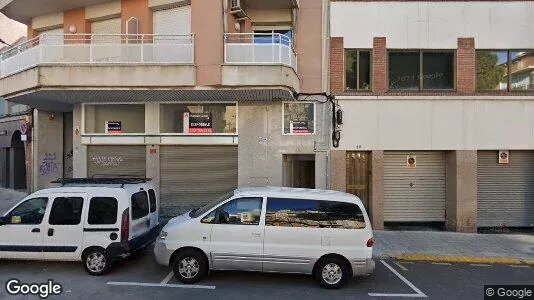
top-left (33, 110), bottom-right (63, 190)
top-left (72, 104), bottom-right (87, 178)
top-left (248, 9), bottom-right (292, 24)
top-left (84, 104), bottom-right (145, 134)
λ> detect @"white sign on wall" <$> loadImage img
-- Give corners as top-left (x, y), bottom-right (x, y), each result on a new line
top-left (498, 150), bottom-right (509, 164)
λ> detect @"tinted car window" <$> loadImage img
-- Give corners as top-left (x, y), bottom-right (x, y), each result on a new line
top-left (88, 197), bottom-right (118, 225)
top-left (318, 201), bottom-right (366, 229)
top-left (6, 198), bottom-right (48, 225)
top-left (131, 191), bottom-right (149, 220)
top-left (148, 189), bottom-right (157, 213)
top-left (266, 198), bottom-right (320, 227)
top-left (49, 197), bottom-right (84, 225)
top-left (202, 197), bottom-right (262, 225)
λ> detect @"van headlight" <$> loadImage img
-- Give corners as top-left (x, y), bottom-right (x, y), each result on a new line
top-left (158, 230), bottom-right (168, 240)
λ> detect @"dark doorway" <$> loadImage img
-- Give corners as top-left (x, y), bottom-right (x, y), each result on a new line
top-left (283, 154), bottom-right (315, 189)
top-left (10, 130), bottom-right (26, 190)
top-left (346, 152), bottom-right (370, 209)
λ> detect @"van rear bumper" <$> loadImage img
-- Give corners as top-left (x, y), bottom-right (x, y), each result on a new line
top-left (106, 224), bottom-right (160, 260)
top-left (351, 258), bottom-right (375, 276)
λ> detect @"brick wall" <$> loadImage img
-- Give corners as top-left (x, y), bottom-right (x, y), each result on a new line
top-left (372, 37), bottom-right (387, 94)
top-left (330, 37), bottom-right (344, 94)
top-left (457, 37), bottom-right (476, 95)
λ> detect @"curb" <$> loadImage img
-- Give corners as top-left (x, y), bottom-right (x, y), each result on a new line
top-left (393, 254), bottom-right (532, 265)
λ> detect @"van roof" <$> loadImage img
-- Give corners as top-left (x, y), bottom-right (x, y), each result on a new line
top-left (234, 186), bottom-right (361, 203)
top-left (30, 184), bottom-right (153, 197)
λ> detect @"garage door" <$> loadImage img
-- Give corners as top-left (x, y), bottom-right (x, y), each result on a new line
top-left (160, 146), bottom-right (237, 218)
top-left (477, 151), bottom-right (534, 227)
top-left (384, 151), bottom-right (446, 222)
top-left (87, 146), bottom-right (146, 177)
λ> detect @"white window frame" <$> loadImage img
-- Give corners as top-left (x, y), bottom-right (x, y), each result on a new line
top-left (81, 103), bottom-right (147, 136)
top-left (282, 101), bottom-right (316, 136)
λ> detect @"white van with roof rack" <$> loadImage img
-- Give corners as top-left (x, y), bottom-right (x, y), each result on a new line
top-left (154, 186), bottom-right (374, 289)
top-left (0, 177), bottom-right (160, 275)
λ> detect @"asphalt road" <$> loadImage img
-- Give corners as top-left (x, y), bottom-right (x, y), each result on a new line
top-left (1, 247), bottom-right (533, 300)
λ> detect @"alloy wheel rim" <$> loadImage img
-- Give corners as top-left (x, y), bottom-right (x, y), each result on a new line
top-left (86, 252), bottom-right (106, 273)
top-left (178, 257), bottom-right (200, 279)
top-left (321, 263), bottom-right (342, 285)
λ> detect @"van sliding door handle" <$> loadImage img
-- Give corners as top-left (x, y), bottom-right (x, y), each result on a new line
top-left (251, 233), bottom-right (261, 238)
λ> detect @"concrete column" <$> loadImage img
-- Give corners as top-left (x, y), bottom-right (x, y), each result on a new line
top-left (146, 144), bottom-right (160, 199)
top-left (145, 102), bottom-right (159, 135)
top-left (72, 104), bottom-right (87, 178)
top-left (446, 150), bottom-right (477, 232)
top-left (315, 151), bottom-right (327, 189)
top-left (330, 150), bottom-right (346, 192)
top-left (34, 110), bottom-right (64, 189)
top-left (370, 150), bottom-right (384, 230)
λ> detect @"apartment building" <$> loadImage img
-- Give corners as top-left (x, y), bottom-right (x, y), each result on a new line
top-left (329, 1), bottom-right (534, 232)
top-left (0, 0), bottom-right (330, 218)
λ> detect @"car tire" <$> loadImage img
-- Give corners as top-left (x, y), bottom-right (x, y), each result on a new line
top-left (172, 249), bottom-right (208, 284)
top-left (83, 248), bottom-right (112, 276)
top-left (314, 257), bottom-right (350, 289)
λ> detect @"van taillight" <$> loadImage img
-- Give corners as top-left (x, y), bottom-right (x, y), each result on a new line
top-left (366, 238), bottom-right (374, 248)
top-left (121, 208), bottom-right (129, 243)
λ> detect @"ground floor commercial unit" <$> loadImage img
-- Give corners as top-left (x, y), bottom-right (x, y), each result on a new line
top-left (0, 113), bottom-right (31, 191)
top-left (330, 97), bottom-right (534, 232)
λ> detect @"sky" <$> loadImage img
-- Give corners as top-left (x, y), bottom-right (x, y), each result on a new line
top-left (0, 12), bottom-right (26, 49)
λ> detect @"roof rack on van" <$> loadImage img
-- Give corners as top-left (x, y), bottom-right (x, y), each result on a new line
top-left (51, 177), bottom-right (152, 187)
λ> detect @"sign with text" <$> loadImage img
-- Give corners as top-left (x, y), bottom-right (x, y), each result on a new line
top-left (188, 113), bottom-right (213, 134)
top-left (498, 150), bottom-right (509, 164)
top-left (407, 155), bottom-right (417, 168)
top-left (105, 121), bottom-right (122, 134)
top-left (290, 121), bottom-right (311, 134)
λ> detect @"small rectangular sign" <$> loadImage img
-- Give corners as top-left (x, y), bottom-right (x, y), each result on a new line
top-left (188, 113), bottom-right (213, 134)
top-left (290, 121), bottom-right (311, 134)
top-left (105, 121), bottom-right (122, 134)
top-left (20, 134), bottom-right (27, 142)
top-left (498, 150), bottom-right (509, 164)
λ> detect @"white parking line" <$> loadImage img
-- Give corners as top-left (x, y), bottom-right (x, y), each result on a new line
top-left (107, 281), bottom-right (216, 290)
top-left (470, 264), bottom-right (491, 267)
top-left (394, 261), bottom-right (409, 271)
top-left (509, 265), bottom-right (530, 268)
top-left (160, 271), bottom-right (174, 284)
top-left (431, 263), bottom-right (451, 266)
top-left (368, 260), bottom-right (427, 298)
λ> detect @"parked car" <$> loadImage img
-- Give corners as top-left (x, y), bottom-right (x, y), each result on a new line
top-left (154, 186), bottom-right (374, 289)
top-left (0, 178), bottom-right (160, 275)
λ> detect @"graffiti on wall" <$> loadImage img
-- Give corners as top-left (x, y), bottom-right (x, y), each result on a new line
top-left (91, 156), bottom-right (124, 167)
top-left (40, 152), bottom-right (58, 175)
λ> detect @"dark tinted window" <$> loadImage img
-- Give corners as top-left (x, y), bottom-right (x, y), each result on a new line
top-left (318, 201), bottom-right (366, 229)
top-left (148, 189), bottom-right (157, 213)
top-left (202, 197), bottom-right (263, 225)
top-left (6, 198), bottom-right (48, 225)
top-left (88, 197), bottom-right (118, 225)
top-left (131, 191), bottom-right (149, 220)
top-left (389, 52), bottom-right (420, 90)
top-left (49, 197), bottom-right (83, 225)
top-left (266, 198), bottom-right (320, 227)
top-left (422, 52), bottom-right (454, 89)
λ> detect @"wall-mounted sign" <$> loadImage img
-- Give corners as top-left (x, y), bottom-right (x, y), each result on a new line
top-left (21, 134), bottom-right (27, 142)
top-left (290, 121), bottom-right (311, 134)
top-left (105, 121), bottom-right (122, 134)
top-left (498, 150), bottom-right (509, 164)
top-left (187, 112), bottom-right (213, 134)
top-left (407, 155), bottom-right (416, 168)
top-left (20, 122), bottom-right (28, 134)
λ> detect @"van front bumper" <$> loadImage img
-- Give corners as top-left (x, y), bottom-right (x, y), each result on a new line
top-left (351, 258), bottom-right (375, 277)
top-left (154, 239), bottom-right (173, 266)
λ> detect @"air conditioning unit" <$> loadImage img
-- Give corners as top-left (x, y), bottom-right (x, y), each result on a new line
top-left (231, 0), bottom-right (241, 9)
top-left (229, 0), bottom-right (248, 19)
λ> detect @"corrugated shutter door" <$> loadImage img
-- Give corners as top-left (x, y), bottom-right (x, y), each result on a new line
top-left (87, 146), bottom-right (146, 177)
top-left (91, 18), bottom-right (121, 43)
top-left (153, 6), bottom-right (191, 36)
top-left (477, 151), bottom-right (534, 227)
top-left (384, 151), bottom-right (446, 222)
top-left (160, 146), bottom-right (238, 217)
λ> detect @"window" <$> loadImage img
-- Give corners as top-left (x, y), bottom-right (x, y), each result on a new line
top-left (148, 189), bottom-right (157, 213)
top-left (318, 201), bottom-right (366, 229)
top-left (254, 30), bottom-right (292, 46)
top-left (283, 102), bottom-right (315, 135)
top-left (478, 50), bottom-right (534, 91)
top-left (88, 197), bottom-right (118, 225)
top-left (266, 198), bottom-right (320, 227)
top-left (84, 104), bottom-right (145, 134)
top-left (49, 197), bottom-right (83, 225)
top-left (5, 198), bottom-right (48, 225)
top-left (510, 51), bottom-right (534, 90)
top-left (202, 197), bottom-right (262, 225)
top-left (192, 190), bottom-right (234, 219)
top-left (159, 103), bottom-right (237, 134)
top-left (389, 51), bottom-right (455, 90)
top-left (131, 191), bottom-right (149, 220)
top-left (345, 50), bottom-right (371, 90)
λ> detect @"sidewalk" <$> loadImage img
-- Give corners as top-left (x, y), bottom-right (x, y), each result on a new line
top-left (0, 188), bottom-right (27, 214)
top-left (374, 230), bottom-right (534, 265)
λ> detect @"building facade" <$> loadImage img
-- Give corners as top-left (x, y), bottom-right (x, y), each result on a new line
top-left (0, 0), bottom-right (331, 218)
top-left (329, 1), bottom-right (534, 232)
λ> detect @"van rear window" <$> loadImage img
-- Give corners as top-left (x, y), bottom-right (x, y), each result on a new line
top-left (148, 189), bottom-right (157, 213)
top-left (88, 197), bottom-right (118, 225)
top-left (131, 191), bottom-right (149, 220)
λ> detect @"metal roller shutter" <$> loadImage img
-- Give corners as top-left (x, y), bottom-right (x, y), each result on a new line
top-left (477, 151), bottom-right (534, 227)
top-left (87, 146), bottom-right (146, 177)
top-left (384, 151), bottom-right (446, 222)
top-left (153, 6), bottom-right (191, 36)
top-left (91, 18), bottom-right (121, 43)
top-left (160, 146), bottom-right (238, 217)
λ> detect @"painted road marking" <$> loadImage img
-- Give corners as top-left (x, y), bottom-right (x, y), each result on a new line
top-left (431, 263), bottom-right (451, 266)
top-left (470, 264), bottom-right (491, 267)
top-left (107, 282), bottom-right (216, 290)
top-left (394, 261), bottom-right (409, 271)
top-left (368, 260), bottom-right (427, 298)
top-left (160, 271), bottom-right (174, 284)
top-left (509, 265), bottom-right (530, 268)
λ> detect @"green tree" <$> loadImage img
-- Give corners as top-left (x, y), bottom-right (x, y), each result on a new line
top-left (476, 52), bottom-right (506, 90)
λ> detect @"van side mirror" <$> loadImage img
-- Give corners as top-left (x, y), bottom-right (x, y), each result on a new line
top-left (0, 216), bottom-right (6, 226)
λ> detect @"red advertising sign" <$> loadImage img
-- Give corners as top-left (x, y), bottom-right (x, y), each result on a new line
top-left (188, 113), bottom-right (213, 134)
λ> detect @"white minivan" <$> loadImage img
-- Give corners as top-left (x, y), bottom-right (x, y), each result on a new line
top-left (0, 178), bottom-right (160, 275)
top-left (154, 186), bottom-right (375, 289)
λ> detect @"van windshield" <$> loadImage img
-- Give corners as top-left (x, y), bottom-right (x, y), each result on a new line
top-left (189, 190), bottom-right (234, 218)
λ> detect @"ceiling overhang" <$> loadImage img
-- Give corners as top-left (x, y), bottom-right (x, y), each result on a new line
top-left (1, 0), bottom-right (112, 23)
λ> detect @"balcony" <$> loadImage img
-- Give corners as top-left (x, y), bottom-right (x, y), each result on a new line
top-left (222, 33), bottom-right (299, 93)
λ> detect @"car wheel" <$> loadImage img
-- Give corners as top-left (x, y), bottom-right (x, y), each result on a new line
top-left (83, 248), bottom-right (112, 276)
top-left (172, 249), bottom-right (208, 284)
top-left (314, 257), bottom-right (349, 289)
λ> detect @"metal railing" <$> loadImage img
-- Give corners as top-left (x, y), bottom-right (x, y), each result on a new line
top-left (0, 33), bottom-right (195, 78)
top-left (224, 33), bottom-right (297, 71)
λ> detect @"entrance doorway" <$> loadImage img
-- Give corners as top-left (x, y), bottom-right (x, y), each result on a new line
top-left (346, 152), bottom-right (370, 209)
top-left (8, 131), bottom-right (26, 190)
top-left (283, 154), bottom-right (315, 189)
